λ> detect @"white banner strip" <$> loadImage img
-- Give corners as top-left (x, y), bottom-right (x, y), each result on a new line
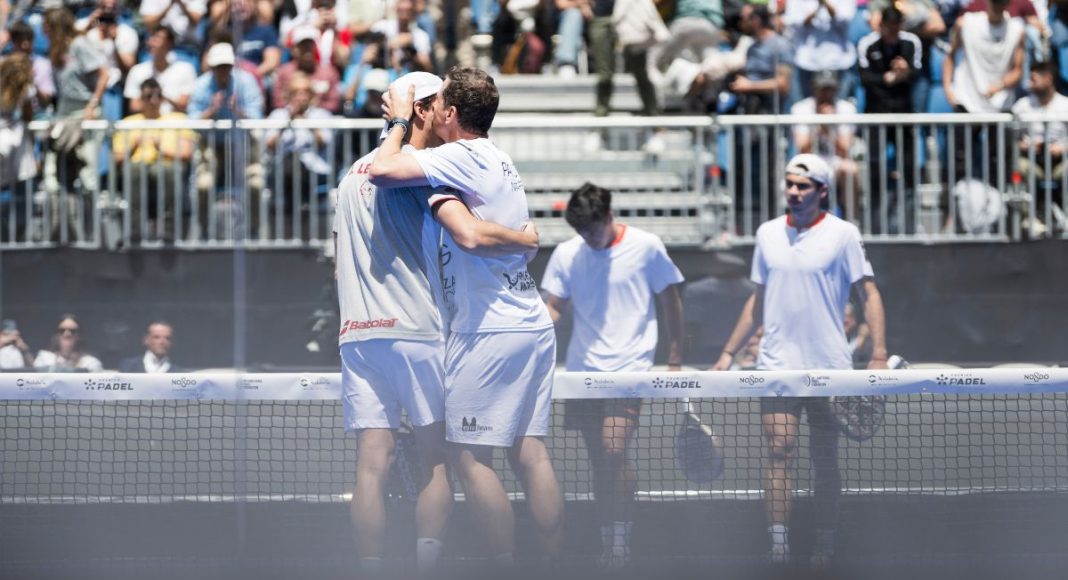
top-left (2, 369), bottom-right (1066, 401)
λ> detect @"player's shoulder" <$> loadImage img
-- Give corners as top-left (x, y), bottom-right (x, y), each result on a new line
top-left (551, 235), bottom-right (585, 258)
top-left (756, 215), bottom-right (789, 238)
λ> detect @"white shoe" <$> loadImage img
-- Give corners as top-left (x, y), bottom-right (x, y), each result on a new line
top-left (557, 64), bottom-right (577, 79)
top-left (582, 131), bottom-right (603, 154)
top-left (768, 543), bottom-right (790, 565)
top-left (598, 546), bottom-right (630, 569)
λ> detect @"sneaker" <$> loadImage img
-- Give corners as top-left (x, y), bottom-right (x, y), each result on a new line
top-left (557, 64), bottom-right (577, 79)
top-left (767, 543), bottom-right (790, 565)
top-left (598, 546), bottom-right (630, 569)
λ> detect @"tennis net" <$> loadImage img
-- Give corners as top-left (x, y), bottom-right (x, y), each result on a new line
top-left (2, 369), bottom-right (1068, 579)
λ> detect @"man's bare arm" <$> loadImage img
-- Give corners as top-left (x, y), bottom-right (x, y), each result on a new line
top-left (712, 288), bottom-right (764, 370)
top-left (853, 277), bottom-right (888, 370)
top-left (657, 283), bottom-right (685, 370)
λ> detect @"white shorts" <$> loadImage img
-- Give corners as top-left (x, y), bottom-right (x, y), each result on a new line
top-left (341, 338), bottom-right (446, 431)
top-left (444, 328), bottom-right (556, 447)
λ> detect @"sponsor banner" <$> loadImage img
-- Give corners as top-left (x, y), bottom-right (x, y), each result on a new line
top-left (4, 369), bottom-right (1068, 401)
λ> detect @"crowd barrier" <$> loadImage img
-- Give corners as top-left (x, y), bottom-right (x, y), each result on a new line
top-left (2, 114), bottom-right (1066, 251)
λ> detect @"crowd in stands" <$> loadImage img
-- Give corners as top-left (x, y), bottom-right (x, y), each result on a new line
top-left (1, 0), bottom-right (1068, 242)
top-left (0, 314), bottom-right (178, 372)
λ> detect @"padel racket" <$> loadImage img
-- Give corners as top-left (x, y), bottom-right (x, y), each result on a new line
top-left (675, 398), bottom-right (724, 484)
top-left (831, 355), bottom-right (907, 442)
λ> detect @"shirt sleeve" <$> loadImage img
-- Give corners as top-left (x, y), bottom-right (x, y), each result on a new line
top-left (644, 236), bottom-right (685, 294)
top-left (123, 67), bottom-right (145, 100)
top-left (540, 246), bottom-right (571, 299)
top-left (410, 143), bottom-right (483, 195)
top-left (750, 240), bottom-right (768, 285)
top-left (844, 225), bottom-right (874, 283)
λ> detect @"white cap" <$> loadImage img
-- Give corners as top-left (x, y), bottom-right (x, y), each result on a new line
top-left (291, 26), bottom-right (320, 46)
top-left (785, 153), bottom-right (832, 187)
top-left (205, 43), bottom-right (236, 67)
top-left (378, 72), bottom-right (444, 141)
top-left (362, 68), bottom-right (390, 93)
top-left (389, 71), bottom-right (443, 102)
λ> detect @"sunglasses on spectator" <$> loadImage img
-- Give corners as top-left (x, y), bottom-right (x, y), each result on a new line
top-left (58, 326), bottom-right (79, 334)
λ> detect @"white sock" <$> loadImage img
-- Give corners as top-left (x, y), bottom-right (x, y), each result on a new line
top-left (359, 556), bottom-right (385, 574)
top-left (612, 521), bottom-right (633, 549)
top-left (769, 524), bottom-right (789, 547)
top-left (416, 537), bottom-right (444, 574)
top-left (600, 525), bottom-right (613, 550)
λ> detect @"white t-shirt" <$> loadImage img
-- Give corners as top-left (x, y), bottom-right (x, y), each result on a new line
top-left (782, 0), bottom-right (857, 71)
top-left (752, 213), bottom-right (874, 371)
top-left (123, 56), bottom-right (198, 115)
top-left (954, 11), bottom-right (1025, 113)
top-left (411, 138), bottom-right (553, 333)
top-left (139, 0), bottom-right (208, 43)
top-left (79, 24), bottom-right (139, 88)
top-left (542, 225), bottom-right (684, 372)
top-left (34, 350), bottom-right (104, 372)
top-left (1012, 92), bottom-right (1068, 146)
top-left (0, 345), bottom-right (28, 369)
top-left (334, 148), bottom-right (446, 344)
top-left (370, 18), bottom-right (432, 63)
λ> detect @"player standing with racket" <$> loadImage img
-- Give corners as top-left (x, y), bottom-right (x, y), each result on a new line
top-left (541, 183), bottom-right (685, 568)
top-left (336, 71), bottom-right (539, 577)
top-left (370, 67), bottom-right (565, 568)
top-left (713, 153), bottom-right (889, 568)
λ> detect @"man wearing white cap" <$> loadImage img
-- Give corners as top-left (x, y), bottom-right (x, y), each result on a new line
top-left (335, 71), bottom-right (539, 577)
top-left (272, 26), bottom-right (341, 113)
top-left (369, 67), bottom-right (564, 567)
top-left (713, 153), bottom-right (889, 568)
top-left (189, 42), bottom-right (263, 121)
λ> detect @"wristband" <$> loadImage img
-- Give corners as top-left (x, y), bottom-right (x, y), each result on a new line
top-left (387, 117), bottom-right (411, 137)
top-left (721, 350), bottom-right (735, 359)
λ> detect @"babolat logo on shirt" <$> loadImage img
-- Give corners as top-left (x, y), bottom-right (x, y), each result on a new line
top-left (461, 417), bottom-right (493, 432)
top-left (339, 318), bottom-right (399, 336)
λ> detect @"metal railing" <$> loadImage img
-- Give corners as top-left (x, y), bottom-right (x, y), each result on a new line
top-left (1, 114), bottom-right (1065, 251)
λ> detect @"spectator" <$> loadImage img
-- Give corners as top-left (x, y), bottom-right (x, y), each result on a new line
top-left (77, 0), bottom-right (139, 83)
top-left (729, 2), bottom-right (792, 234)
top-left (782, 0), bottom-right (858, 102)
top-left (123, 26), bottom-right (197, 114)
top-left (944, 0), bottom-right (1025, 205)
top-left (118, 321), bottom-right (180, 373)
top-left (207, 0), bottom-right (282, 82)
top-left (1012, 60), bottom-right (1068, 234)
top-left (264, 72), bottom-right (333, 237)
top-left (282, 0), bottom-right (352, 71)
top-left (0, 52), bottom-right (37, 237)
top-left (188, 41), bottom-right (264, 238)
top-left (340, 32), bottom-right (395, 117)
top-left (859, 6), bottom-right (923, 231)
top-left (43, 6), bottom-right (108, 221)
top-left (611, 0), bottom-right (668, 115)
top-left (34, 314), bottom-right (103, 372)
top-left (189, 42), bottom-right (265, 121)
top-left (140, 0), bottom-right (207, 50)
top-left (790, 71), bottom-right (862, 222)
top-left (273, 26), bottom-right (342, 113)
top-left (648, 0), bottom-right (724, 97)
top-left (867, 0), bottom-right (946, 112)
top-left (552, 0), bottom-right (590, 77)
top-left (0, 319), bottom-right (34, 370)
top-left (370, 0), bottom-right (432, 72)
top-left (7, 21), bottom-right (55, 113)
top-left (112, 78), bottom-right (197, 244)
top-left (347, 0), bottom-right (386, 38)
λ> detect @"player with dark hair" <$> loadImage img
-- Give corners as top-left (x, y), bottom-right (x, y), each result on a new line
top-left (713, 154), bottom-right (889, 568)
top-left (542, 182), bottom-right (684, 568)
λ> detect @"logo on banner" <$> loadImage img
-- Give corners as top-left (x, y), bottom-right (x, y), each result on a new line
top-left (738, 375), bottom-right (766, 390)
top-left (15, 377), bottom-right (48, 390)
top-left (867, 373), bottom-right (901, 387)
top-left (240, 377), bottom-right (263, 390)
top-left (583, 377), bottom-right (615, 390)
top-left (1023, 372), bottom-right (1051, 384)
top-left (935, 373), bottom-right (987, 386)
top-left (171, 377), bottom-right (197, 388)
top-left (651, 376), bottom-right (701, 389)
top-left (804, 374), bottom-right (832, 389)
top-left (300, 376), bottom-right (332, 391)
top-left (84, 377), bottom-right (134, 391)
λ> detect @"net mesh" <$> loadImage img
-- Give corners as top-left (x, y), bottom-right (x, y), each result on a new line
top-left (3, 372), bottom-right (1068, 578)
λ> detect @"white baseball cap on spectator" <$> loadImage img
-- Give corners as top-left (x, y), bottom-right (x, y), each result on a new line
top-left (362, 68), bottom-right (390, 94)
top-left (292, 26), bottom-right (320, 46)
top-left (206, 43), bottom-right (236, 68)
top-left (785, 153), bottom-right (832, 188)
